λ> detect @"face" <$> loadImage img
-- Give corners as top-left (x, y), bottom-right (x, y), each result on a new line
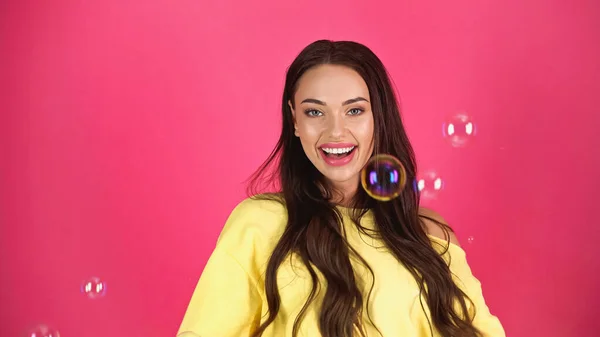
top-left (289, 64), bottom-right (375, 199)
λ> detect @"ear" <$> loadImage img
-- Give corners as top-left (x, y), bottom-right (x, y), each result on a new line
top-left (288, 100), bottom-right (299, 137)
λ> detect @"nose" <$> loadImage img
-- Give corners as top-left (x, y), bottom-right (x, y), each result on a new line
top-left (328, 113), bottom-right (346, 138)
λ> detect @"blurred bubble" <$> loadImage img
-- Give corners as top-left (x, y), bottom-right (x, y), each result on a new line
top-left (360, 154), bottom-right (407, 201)
top-left (467, 236), bottom-right (475, 244)
top-left (416, 170), bottom-right (444, 200)
top-left (28, 325), bottom-right (60, 337)
top-left (81, 276), bottom-right (107, 299)
top-left (442, 113), bottom-right (476, 147)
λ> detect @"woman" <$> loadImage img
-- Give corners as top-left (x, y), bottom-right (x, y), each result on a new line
top-left (177, 40), bottom-right (505, 337)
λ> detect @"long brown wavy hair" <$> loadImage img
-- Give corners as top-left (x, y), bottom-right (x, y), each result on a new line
top-left (247, 40), bottom-right (482, 337)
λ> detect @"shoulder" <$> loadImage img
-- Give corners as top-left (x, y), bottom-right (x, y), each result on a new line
top-left (217, 194), bottom-right (288, 248)
top-left (418, 207), bottom-right (461, 246)
top-left (229, 193), bottom-right (287, 220)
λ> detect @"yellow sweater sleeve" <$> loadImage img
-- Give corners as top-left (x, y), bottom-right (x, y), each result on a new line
top-left (432, 237), bottom-right (506, 337)
top-left (177, 248), bottom-right (262, 337)
top-left (177, 198), bottom-right (284, 337)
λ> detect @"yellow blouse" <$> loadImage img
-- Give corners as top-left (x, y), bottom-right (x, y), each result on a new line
top-left (177, 197), bottom-right (505, 337)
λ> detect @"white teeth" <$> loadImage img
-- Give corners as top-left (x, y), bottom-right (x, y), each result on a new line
top-left (322, 146), bottom-right (355, 154)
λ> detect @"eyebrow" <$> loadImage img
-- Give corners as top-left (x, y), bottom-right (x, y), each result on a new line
top-left (300, 97), bottom-right (369, 106)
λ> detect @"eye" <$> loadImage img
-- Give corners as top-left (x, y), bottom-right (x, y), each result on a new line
top-left (305, 109), bottom-right (323, 117)
top-left (348, 108), bottom-right (364, 116)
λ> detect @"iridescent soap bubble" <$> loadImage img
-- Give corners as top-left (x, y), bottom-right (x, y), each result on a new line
top-left (416, 170), bottom-right (444, 200)
top-left (28, 325), bottom-right (60, 337)
top-left (360, 154), bottom-right (407, 201)
top-left (81, 276), bottom-right (107, 299)
top-left (442, 113), bottom-right (476, 147)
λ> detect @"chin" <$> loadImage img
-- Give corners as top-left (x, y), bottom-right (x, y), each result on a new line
top-left (321, 168), bottom-right (361, 185)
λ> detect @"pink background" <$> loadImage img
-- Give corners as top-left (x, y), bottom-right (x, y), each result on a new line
top-left (2, 0), bottom-right (599, 336)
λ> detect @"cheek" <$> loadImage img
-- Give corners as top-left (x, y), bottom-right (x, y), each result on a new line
top-left (297, 120), bottom-right (323, 144)
top-left (357, 120), bottom-right (375, 144)
top-left (356, 120), bottom-right (375, 159)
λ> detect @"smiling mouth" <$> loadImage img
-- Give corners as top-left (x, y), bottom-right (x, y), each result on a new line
top-left (320, 146), bottom-right (357, 158)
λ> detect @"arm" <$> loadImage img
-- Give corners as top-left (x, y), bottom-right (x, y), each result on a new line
top-left (177, 198), bottom-right (284, 337)
top-left (419, 208), bottom-right (506, 337)
top-left (449, 250), bottom-right (506, 337)
top-left (176, 247), bottom-right (262, 337)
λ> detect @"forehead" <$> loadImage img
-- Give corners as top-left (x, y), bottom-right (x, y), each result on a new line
top-left (294, 64), bottom-right (370, 103)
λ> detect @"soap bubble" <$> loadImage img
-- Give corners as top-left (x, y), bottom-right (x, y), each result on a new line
top-left (28, 325), bottom-right (60, 337)
top-left (442, 113), bottom-right (476, 147)
top-left (81, 276), bottom-right (107, 299)
top-left (416, 170), bottom-right (444, 200)
top-left (360, 154), bottom-right (407, 201)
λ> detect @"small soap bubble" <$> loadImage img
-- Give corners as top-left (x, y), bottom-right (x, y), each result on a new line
top-left (442, 113), bottom-right (476, 147)
top-left (28, 325), bottom-right (60, 337)
top-left (416, 170), bottom-right (444, 200)
top-left (360, 154), bottom-right (407, 201)
top-left (81, 276), bottom-right (107, 299)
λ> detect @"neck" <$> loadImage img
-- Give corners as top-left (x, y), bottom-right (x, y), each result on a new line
top-left (329, 179), bottom-right (359, 207)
